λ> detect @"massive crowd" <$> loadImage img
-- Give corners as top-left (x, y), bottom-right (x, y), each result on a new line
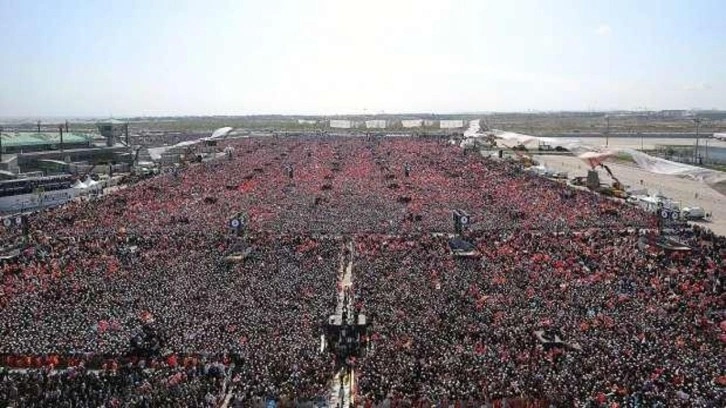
top-left (1, 362), bottom-right (227, 407)
top-left (0, 135), bottom-right (723, 406)
top-left (354, 228), bottom-right (724, 406)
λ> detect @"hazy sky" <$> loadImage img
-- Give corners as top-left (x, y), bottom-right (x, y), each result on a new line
top-left (1, 0), bottom-right (724, 117)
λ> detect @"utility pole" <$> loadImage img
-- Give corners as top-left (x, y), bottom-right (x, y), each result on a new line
top-left (528, 110), bottom-right (534, 135)
top-left (637, 113), bottom-right (643, 151)
top-left (59, 124), bottom-right (64, 152)
top-left (705, 138), bottom-right (709, 162)
top-left (605, 115), bottom-right (610, 147)
top-left (693, 117), bottom-right (702, 165)
top-left (0, 126), bottom-right (3, 163)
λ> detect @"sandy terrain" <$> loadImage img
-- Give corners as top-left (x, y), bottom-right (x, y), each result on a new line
top-left (534, 154), bottom-right (726, 236)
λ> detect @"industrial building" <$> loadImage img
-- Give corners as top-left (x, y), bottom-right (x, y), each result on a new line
top-left (0, 120), bottom-right (133, 177)
top-left (0, 131), bottom-right (92, 154)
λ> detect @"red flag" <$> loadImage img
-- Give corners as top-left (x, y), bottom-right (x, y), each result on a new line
top-left (98, 320), bottom-right (109, 333)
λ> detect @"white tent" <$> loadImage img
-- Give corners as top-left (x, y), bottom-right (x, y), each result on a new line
top-left (84, 177), bottom-right (101, 190)
top-left (72, 179), bottom-right (87, 189)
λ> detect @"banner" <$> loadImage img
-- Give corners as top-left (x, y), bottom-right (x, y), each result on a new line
top-left (365, 120), bottom-right (386, 129)
top-left (440, 120), bottom-right (464, 129)
top-left (401, 119), bottom-right (423, 128)
top-left (329, 120), bottom-right (352, 129)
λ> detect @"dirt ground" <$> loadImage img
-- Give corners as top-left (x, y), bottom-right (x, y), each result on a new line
top-left (534, 154), bottom-right (726, 236)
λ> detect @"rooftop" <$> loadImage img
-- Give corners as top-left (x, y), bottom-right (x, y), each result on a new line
top-left (0, 132), bottom-right (93, 148)
top-left (96, 119), bottom-right (127, 125)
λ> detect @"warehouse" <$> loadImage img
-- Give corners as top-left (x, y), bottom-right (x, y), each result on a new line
top-left (0, 131), bottom-right (92, 154)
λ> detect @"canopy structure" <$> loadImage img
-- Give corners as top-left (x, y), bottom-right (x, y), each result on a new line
top-left (576, 147), bottom-right (726, 186)
top-left (147, 127), bottom-right (233, 161)
top-left (208, 127), bottom-right (233, 140)
top-left (148, 140), bottom-right (201, 161)
top-left (491, 130), bottom-right (585, 153)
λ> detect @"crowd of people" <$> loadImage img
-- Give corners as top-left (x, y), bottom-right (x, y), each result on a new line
top-left (1, 361), bottom-right (227, 407)
top-left (353, 227), bottom-right (724, 406)
top-left (0, 135), bottom-right (722, 406)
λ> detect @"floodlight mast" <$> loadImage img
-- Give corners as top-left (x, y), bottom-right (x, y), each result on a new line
top-left (604, 115), bottom-right (610, 148)
top-left (693, 117), bottom-right (703, 164)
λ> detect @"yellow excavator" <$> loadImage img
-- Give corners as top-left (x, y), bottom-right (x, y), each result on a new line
top-left (511, 148), bottom-right (536, 167)
top-left (596, 164), bottom-right (628, 198)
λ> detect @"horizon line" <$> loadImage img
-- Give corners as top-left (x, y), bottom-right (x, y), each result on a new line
top-left (2, 108), bottom-right (725, 121)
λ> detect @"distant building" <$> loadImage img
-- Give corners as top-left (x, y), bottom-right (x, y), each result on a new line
top-left (96, 119), bottom-right (129, 146)
top-left (0, 131), bottom-right (93, 154)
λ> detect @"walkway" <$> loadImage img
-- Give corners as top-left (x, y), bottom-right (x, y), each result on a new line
top-left (328, 240), bottom-right (355, 408)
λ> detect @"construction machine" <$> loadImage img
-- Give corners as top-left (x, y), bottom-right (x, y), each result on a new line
top-left (570, 164), bottom-right (628, 199)
top-left (597, 164), bottom-right (628, 198)
top-left (511, 149), bottom-right (536, 167)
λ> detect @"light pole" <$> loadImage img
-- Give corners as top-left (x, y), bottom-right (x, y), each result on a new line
top-left (604, 115), bottom-right (610, 147)
top-left (693, 117), bottom-right (703, 164)
top-left (528, 110), bottom-right (534, 135)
